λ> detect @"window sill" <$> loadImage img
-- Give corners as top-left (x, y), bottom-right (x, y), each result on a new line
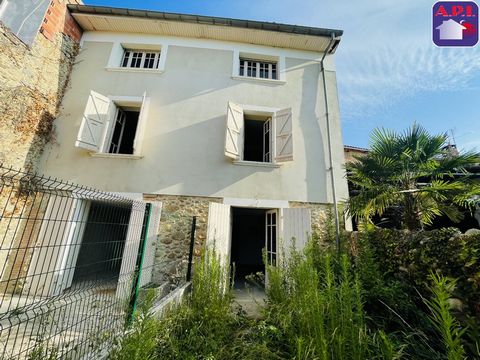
top-left (90, 153), bottom-right (144, 160)
top-left (233, 160), bottom-right (280, 168)
top-left (231, 76), bottom-right (286, 85)
top-left (105, 67), bottom-right (164, 74)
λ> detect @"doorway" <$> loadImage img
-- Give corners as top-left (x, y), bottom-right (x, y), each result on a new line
top-left (71, 201), bottom-right (131, 286)
top-left (230, 207), bottom-right (277, 287)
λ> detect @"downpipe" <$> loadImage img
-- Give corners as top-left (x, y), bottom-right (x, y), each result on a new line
top-left (320, 34), bottom-right (341, 252)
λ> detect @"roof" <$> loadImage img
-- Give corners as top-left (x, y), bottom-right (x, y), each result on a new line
top-left (344, 145), bottom-right (369, 152)
top-left (67, 4), bottom-right (343, 53)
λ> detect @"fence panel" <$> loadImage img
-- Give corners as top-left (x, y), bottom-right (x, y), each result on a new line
top-left (0, 165), bottom-right (155, 359)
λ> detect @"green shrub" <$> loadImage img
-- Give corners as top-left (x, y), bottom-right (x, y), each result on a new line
top-left (109, 289), bottom-right (159, 360)
top-left (156, 248), bottom-right (238, 359)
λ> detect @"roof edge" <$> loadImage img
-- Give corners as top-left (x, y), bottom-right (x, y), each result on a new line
top-left (67, 4), bottom-right (343, 38)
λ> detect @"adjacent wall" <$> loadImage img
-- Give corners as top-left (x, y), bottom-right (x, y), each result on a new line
top-left (0, 0), bottom-right (82, 171)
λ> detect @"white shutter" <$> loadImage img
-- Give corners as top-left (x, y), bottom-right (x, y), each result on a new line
top-left (24, 197), bottom-right (76, 296)
top-left (138, 201), bottom-right (162, 288)
top-left (206, 203), bottom-right (231, 265)
top-left (116, 201), bottom-right (146, 299)
top-left (280, 208), bottom-right (311, 262)
top-left (133, 91), bottom-right (149, 155)
top-left (224, 102), bottom-right (244, 160)
top-left (75, 90), bottom-right (112, 152)
top-left (275, 108), bottom-right (293, 162)
top-left (51, 199), bottom-right (91, 295)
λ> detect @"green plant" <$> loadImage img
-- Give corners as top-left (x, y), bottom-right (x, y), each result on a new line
top-left (109, 289), bottom-right (159, 360)
top-left (156, 247), bottom-right (237, 359)
top-left (264, 240), bottom-right (396, 359)
top-left (347, 123), bottom-right (480, 230)
top-left (424, 273), bottom-right (466, 360)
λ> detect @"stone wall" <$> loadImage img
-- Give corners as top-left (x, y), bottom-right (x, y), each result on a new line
top-left (289, 201), bottom-right (331, 235)
top-left (143, 194), bottom-right (221, 288)
top-left (0, 0), bottom-right (82, 171)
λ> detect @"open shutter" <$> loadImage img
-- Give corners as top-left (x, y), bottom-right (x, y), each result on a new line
top-left (116, 201), bottom-right (146, 299)
top-left (275, 108), bottom-right (293, 162)
top-left (75, 90), bottom-right (112, 152)
top-left (224, 102), bottom-right (244, 160)
top-left (280, 208), bottom-right (311, 263)
top-left (138, 201), bottom-right (162, 288)
top-left (133, 91), bottom-right (149, 155)
top-left (51, 199), bottom-right (91, 295)
top-left (206, 203), bottom-right (231, 265)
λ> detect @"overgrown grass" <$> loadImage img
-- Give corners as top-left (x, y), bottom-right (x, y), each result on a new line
top-left (109, 230), bottom-right (479, 360)
top-left (265, 241), bottom-right (404, 360)
top-left (109, 289), bottom-right (159, 360)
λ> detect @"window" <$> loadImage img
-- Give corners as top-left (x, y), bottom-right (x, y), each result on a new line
top-left (239, 58), bottom-right (277, 80)
top-left (107, 107), bottom-right (140, 154)
top-left (265, 210), bottom-right (277, 266)
top-left (243, 115), bottom-right (272, 162)
top-left (224, 102), bottom-right (293, 164)
top-left (121, 50), bottom-right (160, 69)
top-left (75, 91), bottom-right (148, 157)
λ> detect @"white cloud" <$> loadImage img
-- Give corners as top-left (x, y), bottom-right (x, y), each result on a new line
top-left (329, 1), bottom-right (480, 121)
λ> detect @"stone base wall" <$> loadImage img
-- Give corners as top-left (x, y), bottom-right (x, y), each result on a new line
top-left (143, 194), bottom-right (221, 288)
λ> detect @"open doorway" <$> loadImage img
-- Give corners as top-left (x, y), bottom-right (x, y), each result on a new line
top-left (230, 207), bottom-right (272, 288)
top-left (71, 201), bottom-right (132, 287)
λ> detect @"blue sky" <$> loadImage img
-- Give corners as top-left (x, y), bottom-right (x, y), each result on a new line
top-left (84, 0), bottom-right (480, 152)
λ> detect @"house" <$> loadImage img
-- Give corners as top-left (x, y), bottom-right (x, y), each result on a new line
top-left (344, 145), bottom-right (369, 164)
top-left (37, 5), bottom-right (350, 287)
top-left (436, 19), bottom-right (466, 40)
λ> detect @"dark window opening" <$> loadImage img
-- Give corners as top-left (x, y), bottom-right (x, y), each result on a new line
top-left (72, 202), bottom-right (132, 286)
top-left (109, 108), bottom-right (140, 155)
top-left (230, 207), bottom-right (266, 287)
top-left (243, 116), bottom-right (271, 162)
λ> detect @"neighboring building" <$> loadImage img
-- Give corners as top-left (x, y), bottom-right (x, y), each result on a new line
top-left (38, 5), bottom-right (349, 285)
top-left (344, 145), bottom-right (368, 164)
top-left (0, 0), bottom-right (82, 171)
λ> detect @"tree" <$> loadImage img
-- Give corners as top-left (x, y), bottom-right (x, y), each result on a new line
top-left (347, 124), bottom-right (480, 230)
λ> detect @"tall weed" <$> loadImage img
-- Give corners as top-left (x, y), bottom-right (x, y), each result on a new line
top-left (424, 273), bottom-right (466, 360)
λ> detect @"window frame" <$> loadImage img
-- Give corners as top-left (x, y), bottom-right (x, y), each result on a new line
top-left (106, 42), bottom-right (168, 74)
top-left (75, 92), bottom-right (150, 159)
top-left (239, 58), bottom-right (278, 80)
top-left (232, 50), bottom-right (286, 84)
top-left (121, 50), bottom-right (161, 70)
top-left (100, 96), bottom-right (148, 157)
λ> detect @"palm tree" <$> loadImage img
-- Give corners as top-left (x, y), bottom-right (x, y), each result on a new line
top-left (347, 124), bottom-right (480, 230)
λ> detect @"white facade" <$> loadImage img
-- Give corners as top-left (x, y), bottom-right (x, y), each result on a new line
top-left (39, 29), bottom-right (348, 205)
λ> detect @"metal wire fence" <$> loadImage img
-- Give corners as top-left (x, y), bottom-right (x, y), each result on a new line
top-left (0, 164), bottom-right (167, 359)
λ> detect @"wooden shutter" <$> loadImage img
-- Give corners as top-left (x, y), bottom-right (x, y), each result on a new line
top-left (138, 201), bottom-right (162, 288)
top-left (51, 199), bottom-right (91, 295)
top-left (275, 108), bottom-right (293, 162)
top-left (133, 91), bottom-right (148, 155)
top-left (224, 102), bottom-right (244, 160)
top-left (25, 197), bottom-right (76, 296)
top-left (206, 203), bottom-right (231, 265)
top-left (116, 201), bottom-right (146, 299)
top-left (280, 208), bottom-right (311, 262)
top-left (75, 90), bottom-right (112, 152)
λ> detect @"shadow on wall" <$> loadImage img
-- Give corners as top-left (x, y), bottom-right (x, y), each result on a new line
top-left (298, 60), bottom-right (328, 201)
top-left (139, 115), bottom-right (278, 195)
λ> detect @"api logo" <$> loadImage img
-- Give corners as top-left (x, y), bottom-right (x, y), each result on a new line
top-left (433, 1), bottom-right (478, 46)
